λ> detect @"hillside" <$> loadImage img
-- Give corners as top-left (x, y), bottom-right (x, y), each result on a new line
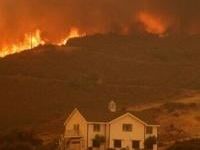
top-left (133, 96), bottom-right (200, 145)
top-left (0, 34), bottom-right (200, 131)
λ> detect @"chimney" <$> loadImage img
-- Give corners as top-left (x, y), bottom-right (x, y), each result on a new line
top-left (108, 100), bottom-right (117, 112)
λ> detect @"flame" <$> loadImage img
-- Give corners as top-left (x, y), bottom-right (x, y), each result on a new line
top-left (0, 28), bottom-right (85, 58)
top-left (138, 12), bottom-right (167, 36)
top-left (58, 28), bottom-right (85, 46)
top-left (0, 30), bottom-right (45, 57)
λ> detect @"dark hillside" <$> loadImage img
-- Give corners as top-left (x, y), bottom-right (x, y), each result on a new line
top-left (0, 34), bottom-right (200, 130)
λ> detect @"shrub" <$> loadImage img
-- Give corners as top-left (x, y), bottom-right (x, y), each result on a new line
top-left (107, 148), bottom-right (115, 150)
top-left (87, 147), bottom-right (93, 150)
top-left (144, 136), bottom-right (157, 149)
top-left (0, 129), bottom-right (43, 150)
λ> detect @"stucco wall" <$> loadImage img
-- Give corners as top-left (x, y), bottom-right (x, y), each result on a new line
top-left (109, 114), bottom-right (146, 149)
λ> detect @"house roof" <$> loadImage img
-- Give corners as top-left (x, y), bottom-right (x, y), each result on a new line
top-left (68, 105), bottom-right (159, 125)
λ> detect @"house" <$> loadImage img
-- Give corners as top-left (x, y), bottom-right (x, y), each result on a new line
top-left (59, 101), bottom-right (159, 150)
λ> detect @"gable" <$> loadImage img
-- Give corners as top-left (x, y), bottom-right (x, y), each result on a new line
top-left (109, 113), bottom-right (146, 139)
top-left (109, 113), bottom-right (148, 126)
top-left (64, 108), bottom-right (87, 126)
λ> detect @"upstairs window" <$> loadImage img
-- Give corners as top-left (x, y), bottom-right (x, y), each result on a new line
top-left (122, 124), bottom-right (132, 132)
top-left (73, 124), bottom-right (80, 131)
top-left (114, 140), bottom-right (122, 148)
top-left (146, 127), bottom-right (153, 134)
top-left (93, 124), bottom-right (100, 132)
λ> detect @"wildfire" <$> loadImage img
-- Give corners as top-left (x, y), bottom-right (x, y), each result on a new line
top-left (0, 28), bottom-right (84, 58)
top-left (0, 30), bottom-right (45, 58)
top-left (58, 28), bottom-right (85, 46)
top-left (138, 12), bottom-right (167, 36)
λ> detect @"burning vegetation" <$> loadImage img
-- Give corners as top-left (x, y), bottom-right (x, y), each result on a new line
top-left (0, 28), bottom-right (84, 57)
top-left (0, 30), bottom-right (44, 57)
top-left (0, 0), bottom-right (199, 57)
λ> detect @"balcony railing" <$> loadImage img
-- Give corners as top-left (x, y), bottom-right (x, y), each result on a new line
top-left (64, 130), bottom-right (82, 137)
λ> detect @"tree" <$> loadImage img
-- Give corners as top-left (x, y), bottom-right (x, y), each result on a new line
top-left (0, 129), bottom-right (43, 150)
top-left (93, 134), bottom-right (106, 149)
top-left (144, 136), bottom-right (157, 150)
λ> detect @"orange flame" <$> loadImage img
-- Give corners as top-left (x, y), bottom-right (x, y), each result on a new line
top-left (0, 28), bottom-right (85, 58)
top-left (138, 12), bottom-right (167, 36)
top-left (58, 28), bottom-right (85, 46)
top-left (0, 29), bottom-right (45, 57)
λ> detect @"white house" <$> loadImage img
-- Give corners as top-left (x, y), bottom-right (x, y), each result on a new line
top-left (59, 101), bottom-right (159, 150)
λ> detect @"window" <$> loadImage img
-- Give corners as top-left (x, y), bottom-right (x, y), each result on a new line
top-left (93, 124), bottom-right (100, 132)
top-left (132, 140), bottom-right (140, 149)
top-left (122, 124), bottom-right (132, 132)
top-left (114, 140), bottom-right (121, 148)
top-left (146, 127), bottom-right (153, 134)
top-left (73, 124), bottom-right (80, 131)
top-left (93, 139), bottom-right (100, 148)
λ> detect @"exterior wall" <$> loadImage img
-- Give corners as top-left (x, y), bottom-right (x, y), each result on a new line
top-left (88, 123), bottom-right (107, 150)
top-left (109, 114), bottom-right (146, 150)
top-left (105, 124), bottom-right (110, 149)
top-left (64, 110), bottom-right (88, 150)
top-left (153, 126), bottom-right (158, 137)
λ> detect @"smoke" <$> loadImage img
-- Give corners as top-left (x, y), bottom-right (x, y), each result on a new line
top-left (141, 0), bottom-right (200, 34)
top-left (0, 0), bottom-right (199, 49)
